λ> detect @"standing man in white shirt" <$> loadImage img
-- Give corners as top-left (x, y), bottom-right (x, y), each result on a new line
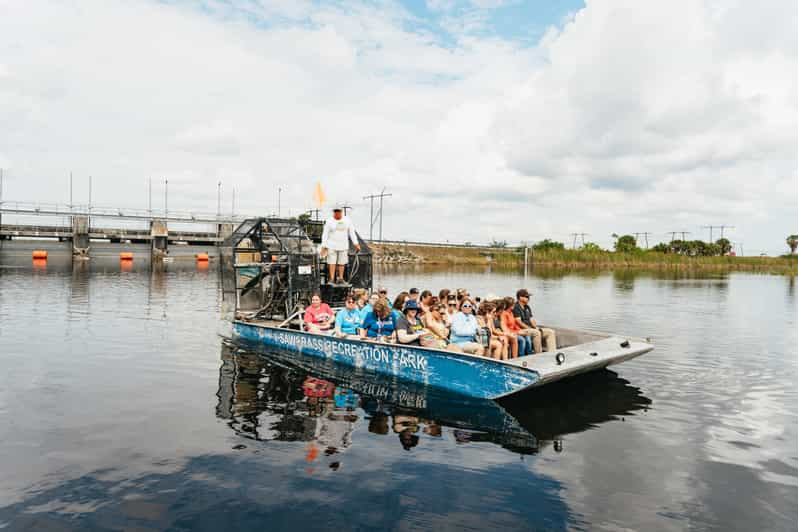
top-left (320, 205), bottom-right (361, 284)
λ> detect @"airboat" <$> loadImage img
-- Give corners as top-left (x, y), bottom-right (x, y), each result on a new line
top-left (222, 218), bottom-right (653, 400)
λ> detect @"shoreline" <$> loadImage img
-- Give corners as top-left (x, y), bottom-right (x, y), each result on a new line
top-left (371, 243), bottom-right (798, 274)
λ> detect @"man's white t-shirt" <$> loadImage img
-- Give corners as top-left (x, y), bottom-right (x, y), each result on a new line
top-left (321, 216), bottom-right (359, 251)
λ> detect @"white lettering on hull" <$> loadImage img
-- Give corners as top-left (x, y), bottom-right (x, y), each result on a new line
top-left (257, 328), bottom-right (429, 374)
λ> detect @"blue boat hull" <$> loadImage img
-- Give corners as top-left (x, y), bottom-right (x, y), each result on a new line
top-left (233, 321), bottom-right (540, 399)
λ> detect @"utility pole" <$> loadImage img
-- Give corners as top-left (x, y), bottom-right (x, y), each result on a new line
top-left (719, 225), bottom-right (735, 239)
top-left (378, 191), bottom-right (386, 242)
top-left (148, 178), bottom-right (152, 217)
top-left (217, 181), bottom-right (222, 218)
top-left (88, 175), bottom-right (92, 212)
top-left (362, 188), bottom-right (392, 242)
top-left (69, 171), bottom-right (73, 211)
top-left (231, 186), bottom-right (235, 218)
top-left (633, 232), bottom-right (653, 248)
top-left (701, 225), bottom-right (726, 242)
top-left (665, 231), bottom-right (690, 243)
top-left (164, 178), bottom-right (168, 218)
top-left (570, 232), bottom-right (589, 248)
top-left (277, 187), bottom-right (282, 217)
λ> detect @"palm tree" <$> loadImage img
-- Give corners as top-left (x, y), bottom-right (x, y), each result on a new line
top-left (787, 235), bottom-right (798, 255)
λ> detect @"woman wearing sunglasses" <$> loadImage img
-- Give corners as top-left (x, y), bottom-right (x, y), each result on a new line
top-left (448, 298), bottom-right (485, 356)
top-left (422, 304), bottom-right (463, 352)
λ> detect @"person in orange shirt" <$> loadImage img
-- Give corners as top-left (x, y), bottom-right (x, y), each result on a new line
top-left (500, 296), bottom-right (532, 355)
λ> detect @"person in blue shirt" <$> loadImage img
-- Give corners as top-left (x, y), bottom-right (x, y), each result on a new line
top-left (335, 295), bottom-right (363, 338)
top-left (449, 298), bottom-right (486, 356)
top-left (359, 300), bottom-right (397, 342)
top-left (360, 292), bottom-right (379, 321)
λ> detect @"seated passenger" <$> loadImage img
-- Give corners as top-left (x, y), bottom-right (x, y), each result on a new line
top-left (476, 302), bottom-right (504, 360)
top-left (334, 295), bottom-right (363, 338)
top-left (444, 294), bottom-right (458, 326)
top-left (361, 292), bottom-right (379, 320)
top-left (353, 288), bottom-right (368, 312)
top-left (392, 291), bottom-right (409, 321)
top-left (304, 293), bottom-right (334, 334)
top-left (422, 303), bottom-right (463, 352)
top-left (490, 299), bottom-right (518, 359)
top-left (360, 300), bottom-right (397, 342)
top-left (438, 288), bottom-right (451, 307)
top-left (500, 296), bottom-right (531, 355)
top-left (396, 299), bottom-right (428, 346)
top-left (448, 298), bottom-right (485, 356)
top-left (514, 289), bottom-right (557, 353)
top-left (419, 290), bottom-right (433, 313)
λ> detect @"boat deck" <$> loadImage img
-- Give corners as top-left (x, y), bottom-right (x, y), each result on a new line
top-left (507, 336), bottom-right (653, 388)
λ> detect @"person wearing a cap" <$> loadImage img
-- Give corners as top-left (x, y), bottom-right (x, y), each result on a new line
top-left (407, 288), bottom-right (419, 302)
top-left (513, 289), bottom-right (557, 353)
top-left (396, 299), bottom-right (429, 346)
top-left (320, 205), bottom-right (361, 284)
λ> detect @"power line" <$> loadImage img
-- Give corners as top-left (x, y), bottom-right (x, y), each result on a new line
top-left (701, 225), bottom-right (734, 242)
top-left (719, 225), bottom-right (735, 239)
top-left (362, 188), bottom-right (392, 241)
top-left (633, 232), bottom-right (653, 249)
top-left (570, 232), bottom-right (589, 249)
top-left (666, 231), bottom-right (692, 242)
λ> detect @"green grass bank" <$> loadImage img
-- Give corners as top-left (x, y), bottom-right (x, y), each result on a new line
top-left (371, 243), bottom-right (798, 274)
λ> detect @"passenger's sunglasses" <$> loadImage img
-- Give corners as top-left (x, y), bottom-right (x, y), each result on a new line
top-left (448, 303), bottom-right (457, 307)
top-left (462, 304), bottom-right (473, 309)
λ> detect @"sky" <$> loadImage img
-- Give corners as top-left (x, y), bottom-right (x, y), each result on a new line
top-left (1, 0), bottom-right (797, 254)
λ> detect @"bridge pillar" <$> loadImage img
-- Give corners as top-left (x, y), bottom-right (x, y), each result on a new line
top-left (217, 223), bottom-right (233, 243)
top-left (151, 219), bottom-right (168, 259)
top-left (72, 215), bottom-right (90, 257)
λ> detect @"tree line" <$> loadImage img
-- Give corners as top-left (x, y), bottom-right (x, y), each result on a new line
top-left (527, 234), bottom-right (798, 257)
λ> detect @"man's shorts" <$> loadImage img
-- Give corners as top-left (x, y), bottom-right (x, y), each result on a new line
top-left (327, 249), bottom-right (349, 265)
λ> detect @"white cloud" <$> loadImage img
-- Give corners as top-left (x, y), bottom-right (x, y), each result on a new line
top-left (0, 0), bottom-right (797, 253)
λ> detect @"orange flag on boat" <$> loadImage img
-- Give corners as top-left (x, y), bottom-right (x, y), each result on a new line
top-left (312, 182), bottom-right (326, 208)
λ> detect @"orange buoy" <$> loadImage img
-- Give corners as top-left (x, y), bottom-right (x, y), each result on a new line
top-left (196, 253), bottom-right (209, 262)
top-left (32, 250), bottom-right (48, 260)
top-left (119, 252), bottom-right (134, 261)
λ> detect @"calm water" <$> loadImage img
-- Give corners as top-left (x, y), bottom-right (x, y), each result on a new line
top-left (1, 256), bottom-right (797, 531)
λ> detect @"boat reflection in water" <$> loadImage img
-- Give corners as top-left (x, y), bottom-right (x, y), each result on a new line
top-left (216, 339), bottom-right (652, 458)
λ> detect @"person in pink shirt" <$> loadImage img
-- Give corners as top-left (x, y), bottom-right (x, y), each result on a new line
top-left (304, 293), bottom-right (335, 334)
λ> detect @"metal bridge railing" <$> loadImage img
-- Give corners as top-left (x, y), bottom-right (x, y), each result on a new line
top-left (0, 200), bottom-right (249, 224)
